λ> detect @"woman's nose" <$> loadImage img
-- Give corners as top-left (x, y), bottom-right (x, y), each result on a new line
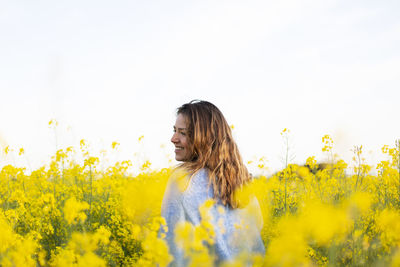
top-left (171, 133), bottom-right (179, 144)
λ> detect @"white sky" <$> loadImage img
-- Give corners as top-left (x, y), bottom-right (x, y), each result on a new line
top-left (1, 0), bottom-right (399, 175)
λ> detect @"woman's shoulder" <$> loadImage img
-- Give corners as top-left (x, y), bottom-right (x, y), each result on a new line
top-left (191, 168), bottom-right (208, 178)
top-left (181, 168), bottom-right (214, 215)
top-left (168, 167), bottom-right (211, 195)
top-left (189, 168), bottom-right (211, 186)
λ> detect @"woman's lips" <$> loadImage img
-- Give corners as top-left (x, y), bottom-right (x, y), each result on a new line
top-left (175, 147), bottom-right (183, 153)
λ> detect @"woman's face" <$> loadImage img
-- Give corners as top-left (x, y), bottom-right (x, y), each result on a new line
top-left (171, 113), bottom-right (192, 162)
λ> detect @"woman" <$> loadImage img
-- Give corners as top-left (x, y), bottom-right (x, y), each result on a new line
top-left (160, 100), bottom-right (265, 266)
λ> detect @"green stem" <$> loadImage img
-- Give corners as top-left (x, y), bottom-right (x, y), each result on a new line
top-left (88, 165), bottom-right (93, 228)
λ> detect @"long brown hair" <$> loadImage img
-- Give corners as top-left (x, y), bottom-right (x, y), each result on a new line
top-left (177, 100), bottom-right (251, 209)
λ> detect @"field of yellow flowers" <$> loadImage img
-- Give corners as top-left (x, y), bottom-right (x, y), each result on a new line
top-left (0, 134), bottom-right (399, 266)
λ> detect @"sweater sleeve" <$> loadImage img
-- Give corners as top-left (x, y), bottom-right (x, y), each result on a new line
top-left (181, 170), bottom-right (235, 261)
top-left (181, 170), bottom-right (265, 262)
top-left (160, 175), bottom-right (187, 267)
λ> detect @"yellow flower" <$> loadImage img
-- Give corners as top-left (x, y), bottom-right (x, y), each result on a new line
top-left (111, 141), bottom-right (120, 149)
top-left (63, 197), bottom-right (89, 225)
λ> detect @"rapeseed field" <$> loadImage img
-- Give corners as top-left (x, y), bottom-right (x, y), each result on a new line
top-left (0, 129), bottom-right (399, 266)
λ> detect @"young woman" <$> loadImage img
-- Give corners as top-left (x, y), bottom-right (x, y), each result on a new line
top-left (161, 100), bottom-right (265, 266)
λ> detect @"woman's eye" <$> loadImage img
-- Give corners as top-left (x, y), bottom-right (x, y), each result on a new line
top-left (181, 132), bottom-right (186, 136)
